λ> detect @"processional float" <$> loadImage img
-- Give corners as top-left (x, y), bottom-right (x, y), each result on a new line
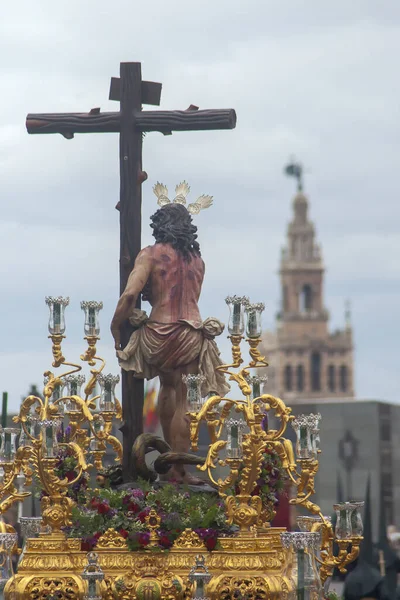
top-left (0, 295), bottom-right (363, 600)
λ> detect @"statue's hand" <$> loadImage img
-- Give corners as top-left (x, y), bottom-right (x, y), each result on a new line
top-left (111, 327), bottom-right (121, 351)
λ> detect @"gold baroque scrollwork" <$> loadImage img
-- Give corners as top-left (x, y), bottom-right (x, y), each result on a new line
top-left (25, 575), bottom-right (83, 600)
top-left (97, 528), bottom-right (128, 549)
top-left (173, 529), bottom-right (206, 549)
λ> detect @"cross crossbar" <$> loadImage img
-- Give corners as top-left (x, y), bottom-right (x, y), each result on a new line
top-left (26, 108), bottom-right (236, 137)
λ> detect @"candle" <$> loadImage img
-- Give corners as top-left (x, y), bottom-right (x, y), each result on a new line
top-left (252, 380), bottom-right (261, 399)
top-left (188, 381), bottom-right (198, 407)
top-left (88, 307), bottom-right (96, 336)
top-left (232, 302), bottom-right (241, 333)
top-left (231, 424), bottom-right (238, 449)
top-left (247, 310), bottom-right (257, 337)
top-left (297, 548), bottom-right (305, 600)
top-left (45, 424), bottom-right (54, 457)
top-left (104, 382), bottom-right (113, 411)
top-left (4, 431), bottom-right (11, 461)
top-left (53, 303), bottom-right (61, 334)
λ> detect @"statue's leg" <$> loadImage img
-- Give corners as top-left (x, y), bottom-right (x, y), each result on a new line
top-left (158, 361), bottom-right (205, 484)
top-left (158, 372), bottom-right (177, 448)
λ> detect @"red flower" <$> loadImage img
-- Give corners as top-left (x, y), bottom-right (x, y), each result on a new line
top-left (81, 540), bottom-right (91, 551)
top-left (65, 470), bottom-right (76, 482)
top-left (97, 502), bottom-right (109, 515)
top-left (128, 501), bottom-right (140, 514)
top-left (94, 532), bottom-right (102, 540)
top-left (159, 534), bottom-right (172, 549)
top-left (138, 533), bottom-right (150, 547)
top-left (137, 509), bottom-right (150, 523)
top-left (205, 536), bottom-right (217, 551)
top-left (119, 529), bottom-right (129, 539)
top-left (90, 498), bottom-right (99, 510)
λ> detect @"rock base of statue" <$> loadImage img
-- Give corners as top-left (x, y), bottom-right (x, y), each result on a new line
top-left (116, 480), bottom-right (218, 495)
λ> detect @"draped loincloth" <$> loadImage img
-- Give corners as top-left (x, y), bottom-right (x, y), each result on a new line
top-left (116, 314), bottom-right (230, 397)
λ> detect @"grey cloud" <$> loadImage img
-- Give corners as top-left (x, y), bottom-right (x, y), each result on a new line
top-left (1, 1), bottom-right (399, 409)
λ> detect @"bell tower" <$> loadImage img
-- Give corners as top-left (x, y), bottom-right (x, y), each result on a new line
top-left (280, 183), bottom-right (328, 340)
top-left (261, 161), bottom-right (355, 401)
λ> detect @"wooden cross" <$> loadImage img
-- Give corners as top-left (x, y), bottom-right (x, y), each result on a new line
top-left (26, 61), bottom-right (236, 481)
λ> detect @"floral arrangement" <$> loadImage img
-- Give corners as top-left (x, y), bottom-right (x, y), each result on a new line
top-left (36, 426), bottom-right (286, 552)
top-left (65, 482), bottom-right (230, 552)
top-left (228, 442), bottom-right (287, 511)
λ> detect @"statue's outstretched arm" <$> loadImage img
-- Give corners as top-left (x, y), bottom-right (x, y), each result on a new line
top-left (110, 247), bottom-right (152, 349)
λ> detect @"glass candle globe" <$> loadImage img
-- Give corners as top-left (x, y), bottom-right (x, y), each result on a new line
top-left (225, 418), bottom-right (245, 459)
top-left (81, 301), bottom-right (103, 338)
top-left (39, 420), bottom-right (60, 459)
top-left (0, 428), bottom-right (20, 463)
top-left (0, 532), bottom-right (17, 585)
top-left (281, 532), bottom-right (322, 600)
top-left (245, 302), bottom-right (265, 339)
top-left (291, 413), bottom-right (321, 460)
top-left (225, 296), bottom-right (249, 336)
top-left (96, 374), bottom-right (119, 412)
top-left (45, 296), bottom-right (69, 335)
top-left (182, 374), bottom-right (206, 412)
top-left (247, 375), bottom-right (268, 400)
top-left (90, 416), bottom-right (105, 451)
top-left (350, 501), bottom-right (364, 537)
top-left (64, 374), bottom-right (86, 412)
top-left (297, 515), bottom-right (331, 532)
top-left (334, 502), bottom-right (364, 539)
top-left (19, 416), bottom-right (39, 448)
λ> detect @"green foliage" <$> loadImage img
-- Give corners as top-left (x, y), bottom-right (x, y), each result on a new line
top-left (66, 480), bottom-right (229, 553)
top-left (325, 592), bottom-right (342, 600)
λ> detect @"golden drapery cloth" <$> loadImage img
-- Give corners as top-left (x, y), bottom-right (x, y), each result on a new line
top-left (117, 311), bottom-right (230, 397)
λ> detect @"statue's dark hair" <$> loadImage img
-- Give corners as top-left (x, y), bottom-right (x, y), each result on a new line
top-left (150, 203), bottom-right (201, 261)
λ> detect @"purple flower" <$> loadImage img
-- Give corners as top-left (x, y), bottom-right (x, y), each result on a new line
top-left (131, 488), bottom-right (145, 499)
top-left (261, 414), bottom-right (269, 432)
top-left (64, 425), bottom-right (72, 442)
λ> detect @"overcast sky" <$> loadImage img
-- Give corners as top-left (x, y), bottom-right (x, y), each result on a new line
top-left (1, 1), bottom-right (399, 411)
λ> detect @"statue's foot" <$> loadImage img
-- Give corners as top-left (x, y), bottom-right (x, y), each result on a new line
top-left (182, 472), bottom-right (207, 486)
top-left (161, 467), bottom-right (206, 486)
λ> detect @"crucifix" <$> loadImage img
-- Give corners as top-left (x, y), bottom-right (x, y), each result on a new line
top-left (26, 61), bottom-right (236, 481)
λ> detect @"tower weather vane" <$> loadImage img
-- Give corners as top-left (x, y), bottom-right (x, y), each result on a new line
top-left (284, 158), bottom-right (304, 192)
top-left (26, 61), bottom-right (236, 481)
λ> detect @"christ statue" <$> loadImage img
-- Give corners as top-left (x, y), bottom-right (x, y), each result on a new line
top-left (111, 183), bottom-right (229, 483)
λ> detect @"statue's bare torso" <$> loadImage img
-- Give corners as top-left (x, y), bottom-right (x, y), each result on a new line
top-left (144, 243), bottom-right (205, 325)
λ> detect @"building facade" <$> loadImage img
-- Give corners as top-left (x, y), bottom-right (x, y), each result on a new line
top-left (286, 399), bottom-right (399, 535)
top-left (261, 187), bottom-right (355, 402)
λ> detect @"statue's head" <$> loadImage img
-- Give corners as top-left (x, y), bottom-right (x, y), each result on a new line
top-left (150, 204), bottom-right (201, 261)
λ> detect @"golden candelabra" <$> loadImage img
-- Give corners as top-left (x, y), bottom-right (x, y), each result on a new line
top-left (0, 296), bottom-right (362, 600)
top-left (186, 296), bottom-right (363, 597)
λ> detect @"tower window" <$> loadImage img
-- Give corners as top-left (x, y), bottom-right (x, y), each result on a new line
top-left (311, 352), bottom-right (321, 391)
top-left (284, 365), bottom-right (293, 391)
top-left (339, 365), bottom-right (348, 392)
top-left (327, 365), bottom-right (335, 392)
top-left (296, 365), bottom-right (304, 392)
top-left (299, 284), bottom-right (313, 312)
